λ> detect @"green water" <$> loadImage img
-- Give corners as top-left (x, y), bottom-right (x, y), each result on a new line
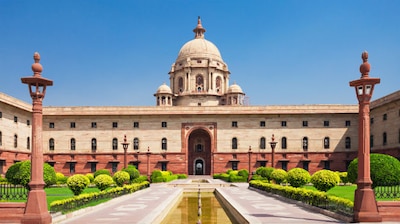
top-left (161, 192), bottom-right (234, 224)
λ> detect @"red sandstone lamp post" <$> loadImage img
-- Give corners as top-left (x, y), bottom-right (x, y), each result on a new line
top-left (121, 135), bottom-right (130, 169)
top-left (269, 134), bottom-right (277, 168)
top-left (349, 51), bottom-right (381, 222)
top-left (21, 52), bottom-right (53, 224)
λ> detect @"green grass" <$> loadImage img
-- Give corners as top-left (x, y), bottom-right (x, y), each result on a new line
top-left (45, 187), bottom-right (101, 208)
top-left (302, 185), bottom-right (357, 201)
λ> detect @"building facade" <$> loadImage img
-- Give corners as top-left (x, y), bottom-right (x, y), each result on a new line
top-left (0, 18), bottom-right (399, 177)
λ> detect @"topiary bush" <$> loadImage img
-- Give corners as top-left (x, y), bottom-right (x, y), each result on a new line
top-left (257, 167), bottom-right (275, 181)
top-left (311, 170), bottom-right (340, 192)
top-left (94, 169), bottom-right (111, 178)
top-left (113, 171), bottom-right (130, 187)
top-left (287, 168), bottom-right (311, 187)
top-left (56, 172), bottom-right (68, 185)
top-left (347, 153), bottom-right (400, 188)
top-left (270, 169), bottom-right (287, 184)
top-left (94, 174), bottom-right (114, 191)
top-left (122, 165), bottom-right (140, 183)
top-left (5, 160), bottom-right (56, 188)
top-left (150, 170), bottom-right (164, 183)
top-left (85, 173), bottom-right (94, 183)
top-left (336, 171), bottom-right (349, 184)
top-left (131, 175), bottom-right (148, 183)
top-left (67, 174), bottom-right (90, 195)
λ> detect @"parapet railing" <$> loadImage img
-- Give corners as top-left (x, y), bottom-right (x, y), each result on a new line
top-left (374, 184), bottom-right (400, 199)
top-left (0, 184), bottom-right (28, 201)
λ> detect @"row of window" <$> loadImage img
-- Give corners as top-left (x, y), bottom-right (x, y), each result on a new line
top-left (48, 137), bottom-right (168, 151)
top-left (49, 121), bottom-right (159, 129)
top-left (0, 114), bottom-right (31, 125)
top-left (233, 120), bottom-right (352, 127)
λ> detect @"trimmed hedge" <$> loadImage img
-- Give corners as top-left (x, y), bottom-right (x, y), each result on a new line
top-left (94, 169), bottom-right (111, 178)
top-left (113, 171), bottom-right (130, 187)
top-left (94, 174), bottom-right (114, 191)
top-left (85, 173), bottom-right (94, 183)
top-left (270, 169), bottom-right (287, 184)
top-left (56, 172), bottom-right (68, 185)
top-left (213, 169), bottom-right (249, 182)
top-left (5, 160), bottom-right (56, 188)
top-left (249, 180), bottom-right (353, 217)
top-left (311, 170), bottom-right (340, 192)
top-left (347, 153), bottom-right (400, 188)
top-left (122, 165), bottom-right (140, 183)
top-left (67, 174), bottom-right (90, 195)
top-left (50, 181), bottom-right (150, 213)
top-left (150, 170), bottom-right (183, 183)
top-left (287, 168), bottom-right (311, 187)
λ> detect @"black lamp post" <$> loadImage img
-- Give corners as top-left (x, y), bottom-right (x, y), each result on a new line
top-left (121, 135), bottom-right (129, 169)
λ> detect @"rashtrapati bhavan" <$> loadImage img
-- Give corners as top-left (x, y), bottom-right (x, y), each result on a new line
top-left (0, 18), bottom-right (399, 177)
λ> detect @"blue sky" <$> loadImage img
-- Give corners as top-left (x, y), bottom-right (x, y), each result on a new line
top-left (1, 1), bottom-right (399, 106)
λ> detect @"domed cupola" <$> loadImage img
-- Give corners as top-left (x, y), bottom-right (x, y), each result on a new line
top-left (154, 83), bottom-right (173, 106)
top-left (167, 17), bottom-right (244, 106)
top-left (226, 82), bottom-right (245, 105)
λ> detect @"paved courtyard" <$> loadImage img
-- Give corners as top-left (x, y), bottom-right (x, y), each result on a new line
top-left (53, 177), bottom-right (345, 224)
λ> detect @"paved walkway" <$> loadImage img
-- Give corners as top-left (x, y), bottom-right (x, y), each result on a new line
top-left (53, 177), bottom-right (344, 224)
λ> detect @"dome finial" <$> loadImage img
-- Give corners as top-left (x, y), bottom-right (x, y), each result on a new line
top-left (193, 16), bottom-right (206, 39)
top-left (359, 51), bottom-right (370, 78)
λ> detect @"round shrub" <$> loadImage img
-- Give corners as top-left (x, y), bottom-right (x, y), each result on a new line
top-left (94, 174), bottom-right (114, 191)
top-left (56, 172), bottom-right (68, 185)
top-left (85, 173), bottom-right (94, 183)
top-left (270, 169), bottom-right (287, 184)
top-left (238, 169), bottom-right (249, 179)
top-left (5, 160), bottom-right (56, 188)
top-left (336, 172), bottom-right (349, 184)
top-left (94, 169), bottom-right (111, 178)
top-left (67, 174), bottom-right (90, 195)
top-left (347, 153), bottom-right (400, 188)
top-left (255, 166), bottom-right (275, 180)
top-left (122, 165), bottom-right (140, 183)
top-left (287, 168), bottom-right (311, 187)
top-left (131, 175), bottom-right (149, 183)
top-left (311, 170), bottom-right (340, 192)
top-left (151, 170), bottom-right (164, 183)
top-left (113, 171), bottom-right (130, 187)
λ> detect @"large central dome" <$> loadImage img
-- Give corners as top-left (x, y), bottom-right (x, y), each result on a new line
top-left (176, 17), bottom-right (223, 63)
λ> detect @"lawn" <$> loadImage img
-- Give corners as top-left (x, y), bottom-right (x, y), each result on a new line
top-left (45, 186), bottom-right (101, 208)
top-left (302, 185), bottom-right (356, 201)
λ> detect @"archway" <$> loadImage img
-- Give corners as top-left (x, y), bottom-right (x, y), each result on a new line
top-left (188, 129), bottom-right (211, 175)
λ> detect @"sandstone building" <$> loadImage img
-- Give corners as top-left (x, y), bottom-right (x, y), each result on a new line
top-left (0, 18), bottom-right (399, 177)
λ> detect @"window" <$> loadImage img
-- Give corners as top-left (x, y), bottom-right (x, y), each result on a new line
top-left (383, 132), bottom-right (387, 145)
top-left (178, 77), bottom-right (184, 93)
top-left (112, 138), bottom-right (118, 150)
top-left (0, 131), bottom-right (2, 146)
top-left (370, 135), bottom-right (374, 148)
top-left (14, 116), bottom-right (18, 123)
top-left (133, 122), bottom-right (139, 128)
top-left (345, 120), bottom-right (351, 126)
top-left (112, 122), bottom-right (118, 128)
top-left (345, 137), bottom-right (351, 149)
top-left (259, 161), bottom-right (266, 167)
top-left (302, 137), bottom-right (308, 151)
top-left (90, 163), bottom-right (96, 173)
top-left (232, 121), bottom-right (238, 127)
top-left (260, 121), bottom-right (265, 127)
top-left (70, 122), bottom-right (76, 128)
top-left (196, 144), bottom-right (203, 152)
top-left (281, 137), bottom-right (287, 149)
top-left (324, 121), bottom-right (329, 127)
top-left (231, 161), bottom-right (238, 170)
top-left (161, 162), bottom-right (167, 171)
top-left (281, 161), bottom-right (288, 171)
top-left (323, 161), bottom-right (330, 170)
top-left (232, 137), bottom-right (238, 149)
top-left (69, 163), bottom-right (75, 174)
top-left (0, 112), bottom-right (2, 118)
top-left (161, 138), bottom-right (167, 150)
top-left (91, 122), bottom-right (97, 128)
top-left (49, 138), bottom-right (55, 150)
top-left (383, 114), bottom-right (387, 121)
top-left (370, 118), bottom-right (374, 124)
top-left (303, 161), bottom-right (309, 171)
top-left (302, 121), bottom-right (308, 127)
top-left (71, 138), bottom-right (76, 150)
top-left (27, 120), bottom-right (30, 126)
top-left (260, 137), bottom-right (266, 149)
top-left (91, 138), bottom-right (97, 151)
top-left (281, 121), bottom-right (287, 127)
top-left (161, 122), bottom-right (167, 128)
top-left (14, 134), bottom-right (18, 148)
top-left (49, 122), bottom-right (55, 128)
top-left (133, 138), bottom-right (139, 150)
top-left (27, 137), bottom-right (30, 150)
top-left (112, 163), bottom-right (118, 173)
top-left (324, 137), bottom-right (330, 149)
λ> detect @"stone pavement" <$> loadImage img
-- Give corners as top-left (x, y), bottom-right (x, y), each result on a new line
top-left (53, 177), bottom-right (346, 224)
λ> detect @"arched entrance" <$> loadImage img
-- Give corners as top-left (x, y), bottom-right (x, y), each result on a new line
top-left (188, 129), bottom-right (211, 175)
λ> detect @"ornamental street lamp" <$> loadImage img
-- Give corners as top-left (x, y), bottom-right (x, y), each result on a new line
top-left (269, 134), bottom-right (277, 168)
top-left (121, 135), bottom-right (130, 169)
top-left (21, 52), bottom-right (53, 224)
top-left (349, 51), bottom-right (381, 222)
